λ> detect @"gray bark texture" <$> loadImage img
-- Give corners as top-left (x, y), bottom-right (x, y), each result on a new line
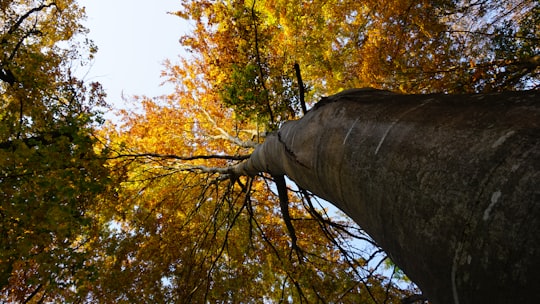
top-left (235, 89), bottom-right (540, 304)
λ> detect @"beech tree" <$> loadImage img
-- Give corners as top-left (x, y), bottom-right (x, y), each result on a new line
top-left (2, 0), bottom-right (538, 303)
top-left (231, 88), bottom-right (539, 303)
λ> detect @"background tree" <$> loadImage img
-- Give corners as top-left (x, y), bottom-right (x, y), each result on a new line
top-left (0, 1), bottom-right (116, 302)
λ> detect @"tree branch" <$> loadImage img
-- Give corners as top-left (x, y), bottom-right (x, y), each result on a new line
top-left (401, 294), bottom-right (428, 304)
top-left (109, 152), bottom-right (251, 162)
top-left (22, 283), bottom-right (43, 304)
top-left (443, 29), bottom-right (540, 41)
top-left (294, 63), bottom-right (307, 115)
top-left (200, 108), bottom-right (258, 148)
top-left (5, 3), bottom-right (57, 37)
top-left (0, 3), bottom-right (58, 85)
top-left (0, 67), bottom-right (16, 84)
top-left (273, 175), bottom-right (301, 256)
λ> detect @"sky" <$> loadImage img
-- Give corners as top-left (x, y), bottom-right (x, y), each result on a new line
top-left (78, 0), bottom-right (189, 106)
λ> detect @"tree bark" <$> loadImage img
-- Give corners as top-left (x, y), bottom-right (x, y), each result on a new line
top-left (235, 89), bottom-right (540, 304)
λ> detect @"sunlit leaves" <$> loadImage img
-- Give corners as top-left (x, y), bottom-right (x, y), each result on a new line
top-left (176, 0), bottom-right (537, 98)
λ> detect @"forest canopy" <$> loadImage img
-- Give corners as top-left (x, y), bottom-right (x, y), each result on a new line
top-left (1, 0), bottom-right (538, 303)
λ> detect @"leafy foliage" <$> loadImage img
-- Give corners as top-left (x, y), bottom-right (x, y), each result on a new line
top-left (175, 0), bottom-right (538, 98)
top-left (0, 1), bottom-right (115, 302)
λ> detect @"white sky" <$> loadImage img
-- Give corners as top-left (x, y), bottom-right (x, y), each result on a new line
top-left (79, 0), bottom-right (189, 106)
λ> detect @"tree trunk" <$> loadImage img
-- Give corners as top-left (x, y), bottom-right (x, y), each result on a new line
top-left (235, 89), bottom-right (540, 304)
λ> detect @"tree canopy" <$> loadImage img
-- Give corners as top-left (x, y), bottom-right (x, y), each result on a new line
top-left (0, 0), bottom-right (118, 302)
top-left (1, 0), bottom-right (538, 303)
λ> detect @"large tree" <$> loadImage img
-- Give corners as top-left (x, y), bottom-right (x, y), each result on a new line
top-left (231, 88), bottom-right (539, 303)
top-left (0, 1), bottom-right (116, 302)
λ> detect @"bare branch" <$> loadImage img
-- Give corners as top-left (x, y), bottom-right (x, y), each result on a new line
top-left (22, 283), bottom-right (43, 304)
top-left (200, 108), bottom-right (258, 148)
top-left (294, 63), bottom-right (307, 115)
top-left (273, 175), bottom-right (301, 257)
top-left (109, 152), bottom-right (251, 162)
top-left (174, 164), bottom-right (237, 176)
top-left (443, 29), bottom-right (540, 41)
